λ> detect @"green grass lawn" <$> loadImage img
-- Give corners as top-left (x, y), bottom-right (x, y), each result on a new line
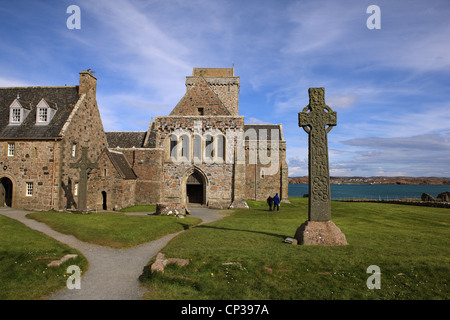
top-left (120, 205), bottom-right (156, 213)
top-left (0, 215), bottom-right (87, 300)
top-left (27, 211), bottom-right (202, 248)
top-left (140, 198), bottom-right (449, 300)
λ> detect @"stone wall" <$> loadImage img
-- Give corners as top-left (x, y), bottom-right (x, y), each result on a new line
top-left (152, 115), bottom-right (244, 208)
top-left (186, 76), bottom-right (240, 116)
top-left (162, 162), bottom-right (233, 208)
top-left (0, 140), bottom-right (62, 210)
top-left (88, 150), bottom-right (136, 211)
top-left (244, 140), bottom-right (288, 201)
top-left (115, 148), bottom-right (164, 205)
top-left (154, 116), bottom-right (245, 149)
top-left (57, 72), bottom-right (119, 211)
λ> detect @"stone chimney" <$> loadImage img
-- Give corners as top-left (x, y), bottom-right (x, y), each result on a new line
top-left (79, 70), bottom-right (97, 97)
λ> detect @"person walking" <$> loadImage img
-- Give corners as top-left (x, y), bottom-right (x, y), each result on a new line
top-left (267, 195), bottom-right (274, 211)
top-left (273, 193), bottom-right (280, 211)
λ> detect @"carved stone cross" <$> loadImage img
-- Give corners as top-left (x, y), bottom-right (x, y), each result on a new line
top-left (299, 88), bottom-right (336, 222)
top-left (70, 146), bottom-right (98, 212)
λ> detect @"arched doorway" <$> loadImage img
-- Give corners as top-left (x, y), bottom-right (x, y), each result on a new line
top-left (186, 171), bottom-right (204, 204)
top-left (0, 177), bottom-right (13, 207)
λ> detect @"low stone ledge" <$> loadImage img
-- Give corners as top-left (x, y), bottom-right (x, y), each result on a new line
top-left (228, 200), bottom-right (249, 209)
top-left (47, 254), bottom-right (78, 267)
top-left (155, 203), bottom-right (190, 215)
top-left (151, 253), bottom-right (190, 274)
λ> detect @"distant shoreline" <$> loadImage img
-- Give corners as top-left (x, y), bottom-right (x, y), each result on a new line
top-left (288, 176), bottom-right (450, 185)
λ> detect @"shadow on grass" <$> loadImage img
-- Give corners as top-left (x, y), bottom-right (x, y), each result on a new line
top-left (195, 224), bottom-right (289, 240)
top-left (176, 222), bottom-right (196, 230)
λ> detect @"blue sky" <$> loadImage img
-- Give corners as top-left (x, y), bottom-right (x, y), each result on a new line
top-left (1, 0), bottom-right (449, 177)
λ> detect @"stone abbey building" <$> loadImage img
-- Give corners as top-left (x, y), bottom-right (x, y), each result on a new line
top-left (0, 68), bottom-right (288, 211)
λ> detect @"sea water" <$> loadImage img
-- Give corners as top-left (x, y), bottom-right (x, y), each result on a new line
top-left (288, 184), bottom-right (449, 200)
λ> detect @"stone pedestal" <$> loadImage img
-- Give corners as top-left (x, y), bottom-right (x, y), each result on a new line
top-left (294, 220), bottom-right (347, 246)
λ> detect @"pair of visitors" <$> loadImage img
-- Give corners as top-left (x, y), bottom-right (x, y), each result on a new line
top-left (266, 193), bottom-right (280, 211)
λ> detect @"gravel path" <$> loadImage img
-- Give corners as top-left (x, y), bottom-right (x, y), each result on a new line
top-left (0, 206), bottom-right (226, 300)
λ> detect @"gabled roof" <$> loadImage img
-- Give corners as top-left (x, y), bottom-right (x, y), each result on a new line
top-left (36, 98), bottom-right (58, 110)
top-left (105, 131), bottom-right (147, 148)
top-left (0, 86), bottom-right (80, 139)
top-left (10, 97), bottom-right (33, 110)
top-left (106, 149), bottom-right (137, 180)
top-left (169, 76), bottom-right (231, 116)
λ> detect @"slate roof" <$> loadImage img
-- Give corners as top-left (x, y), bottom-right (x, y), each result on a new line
top-left (0, 86), bottom-right (80, 139)
top-left (244, 124), bottom-right (283, 140)
top-left (105, 131), bottom-right (147, 148)
top-left (106, 150), bottom-right (137, 180)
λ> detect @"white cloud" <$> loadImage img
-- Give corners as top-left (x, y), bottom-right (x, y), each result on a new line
top-left (336, 132), bottom-right (450, 176)
top-left (1, 0), bottom-right (449, 179)
top-left (245, 117), bottom-right (271, 125)
top-left (0, 77), bottom-right (30, 87)
top-left (342, 134), bottom-right (450, 151)
top-left (368, 102), bottom-right (450, 138)
top-left (327, 94), bottom-right (358, 109)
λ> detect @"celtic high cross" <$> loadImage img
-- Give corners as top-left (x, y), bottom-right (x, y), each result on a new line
top-left (299, 88), bottom-right (337, 222)
top-left (70, 146), bottom-right (99, 212)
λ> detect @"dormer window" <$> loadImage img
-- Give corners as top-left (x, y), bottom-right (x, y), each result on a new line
top-left (38, 107), bottom-right (48, 122)
top-left (9, 98), bottom-right (31, 125)
top-left (11, 108), bottom-right (21, 122)
top-left (35, 98), bottom-right (57, 125)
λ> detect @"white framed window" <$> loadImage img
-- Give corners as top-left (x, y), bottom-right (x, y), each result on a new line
top-left (38, 107), bottom-right (48, 122)
top-left (74, 183), bottom-right (78, 196)
top-left (11, 108), bottom-right (21, 122)
top-left (26, 182), bottom-right (33, 197)
top-left (8, 143), bottom-right (15, 157)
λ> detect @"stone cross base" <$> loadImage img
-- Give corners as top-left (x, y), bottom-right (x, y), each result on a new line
top-left (294, 220), bottom-right (347, 246)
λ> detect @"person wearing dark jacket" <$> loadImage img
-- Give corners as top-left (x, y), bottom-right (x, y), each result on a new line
top-left (273, 193), bottom-right (280, 211)
top-left (267, 196), bottom-right (274, 211)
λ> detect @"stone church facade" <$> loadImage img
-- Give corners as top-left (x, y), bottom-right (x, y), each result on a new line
top-left (0, 68), bottom-right (288, 211)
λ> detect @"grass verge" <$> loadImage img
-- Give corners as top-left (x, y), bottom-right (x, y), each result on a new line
top-left (27, 211), bottom-right (202, 248)
top-left (0, 215), bottom-right (87, 300)
top-left (120, 205), bottom-right (156, 213)
top-left (140, 197), bottom-right (449, 300)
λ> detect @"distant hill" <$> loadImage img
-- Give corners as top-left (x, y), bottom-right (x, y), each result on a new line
top-left (288, 176), bottom-right (450, 185)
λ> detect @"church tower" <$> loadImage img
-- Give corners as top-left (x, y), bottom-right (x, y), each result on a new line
top-left (185, 67), bottom-right (240, 115)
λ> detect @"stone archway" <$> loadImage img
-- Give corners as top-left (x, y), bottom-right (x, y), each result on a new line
top-left (182, 168), bottom-right (208, 206)
top-left (186, 171), bottom-right (203, 204)
top-left (0, 177), bottom-right (13, 207)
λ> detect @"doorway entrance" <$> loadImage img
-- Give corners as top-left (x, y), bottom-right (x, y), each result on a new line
top-left (102, 191), bottom-right (107, 210)
top-left (0, 177), bottom-right (13, 207)
top-left (186, 171), bottom-right (204, 204)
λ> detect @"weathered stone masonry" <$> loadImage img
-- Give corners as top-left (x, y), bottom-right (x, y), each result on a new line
top-left (1, 67), bottom-right (288, 211)
top-left (0, 71), bottom-right (137, 211)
